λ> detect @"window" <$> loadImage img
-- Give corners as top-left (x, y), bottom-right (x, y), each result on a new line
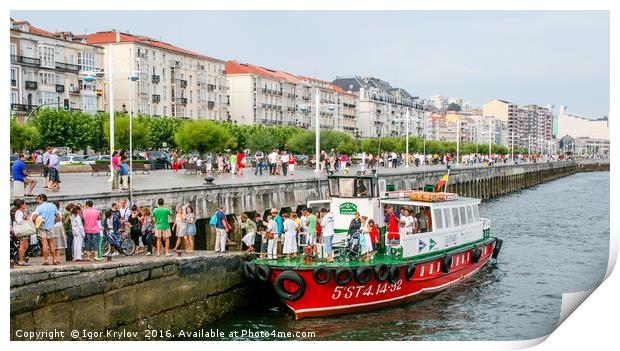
top-left (162, 68), bottom-right (167, 79)
top-left (466, 206), bottom-right (474, 224)
top-left (11, 91), bottom-right (18, 104)
top-left (163, 106), bottom-right (167, 116)
top-left (10, 43), bottom-right (16, 56)
top-left (459, 207), bottom-right (467, 225)
top-left (80, 95), bottom-right (97, 113)
top-left (442, 208), bottom-right (452, 227)
top-left (338, 178), bottom-right (355, 197)
top-left (472, 205), bottom-right (480, 221)
top-left (38, 45), bottom-right (55, 68)
top-left (451, 207), bottom-right (460, 226)
top-left (433, 209), bottom-right (443, 230)
top-left (162, 86), bottom-right (167, 101)
top-left (38, 72), bottom-right (56, 85)
top-left (78, 51), bottom-right (96, 71)
top-left (40, 91), bottom-right (59, 105)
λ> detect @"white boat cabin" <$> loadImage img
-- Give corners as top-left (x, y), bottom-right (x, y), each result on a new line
top-left (307, 175), bottom-right (490, 259)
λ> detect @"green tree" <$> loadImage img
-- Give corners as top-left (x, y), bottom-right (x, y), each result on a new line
top-left (28, 108), bottom-right (102, 151)
top-left (104, 115), bottom-right (152, 150)
top-left (246, 127), bottom-right (279, 152)
top-left (174, 120), bottom-right (236, 154)
top-left (10, 118), bottom-right (40, 152)
top-left (140, 115), bottom-right (184, 149)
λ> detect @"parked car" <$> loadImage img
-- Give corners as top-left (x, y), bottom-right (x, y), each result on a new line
top-left (10, 154), bottom-right (19, 162)
top-left (59, 155), bottom-right (85, 165)
top-left (84, 155), bottom-right (110, 165)
top-left (143, 150), bottom-right (171, 169)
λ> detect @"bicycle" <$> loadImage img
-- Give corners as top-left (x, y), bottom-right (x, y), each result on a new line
top-left (102, 229), bottom-right (135, 256)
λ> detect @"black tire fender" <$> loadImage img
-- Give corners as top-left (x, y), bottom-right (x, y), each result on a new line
top-left (492, 238), bottom-right (503, 259)
top-left (472, 248), bottom-right (482, 263)
top-left (243, 261), bottom-right (256, 280)
top-left (442, 256), bottom-right (453, 273)
top-left (354, 266), bottom-right (373, 285)
top-left (387, 265), bottom-right (400, 284)
top-left (255, 264), bottom-right (271, 282)
top-left (334, 267), bottom-right (353, 286)
top-left (374, 263), bottom-right (389, 282)
top-left (273, 270), bottom-right (306, 301)
top-left (405, 263), bottom-right (416, 281)
top-left (312, 265), bottom-right (331, 285)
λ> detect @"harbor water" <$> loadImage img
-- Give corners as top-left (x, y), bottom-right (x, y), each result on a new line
top-left (203, 171), bottom-right (610, 340)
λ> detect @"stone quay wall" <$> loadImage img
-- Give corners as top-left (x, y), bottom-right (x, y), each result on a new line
top-left (10, 253), bottom-right (251, 341)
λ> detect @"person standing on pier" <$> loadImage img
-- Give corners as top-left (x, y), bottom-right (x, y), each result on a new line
top-left (82, 201), bottom-right (102, 261)
top-left (306, 210), bottom-right (318, 257)
top-left (70, 205), bottom-right (85, 261)
top-left (111, 151), bottom-right (120, 191)
top-left (268, 149), bottom-right (278, 175)
top-left (153, 198), bottom-right (174, 257)
top-left (266, 214), bottom-right (277, 259)
top-left (141, 208), bottom-right (155, 256)
top-left (237, 150), bottom-right (246, 176)
top-left (213, 206), bottom-right (229, 253)
top-left (282, 213), bottom-right (297, 259)
top-left (31, 194), bottom-right (61, 265)
top-left (254, 149), bottom-right (264, 176)
top-left (240, 213), bottom-right (257, 253)
top-left (185, 206), bottom-right (196, 253)
top-left (280, 151), bottom-right (289, 176)
top-left (172, 206), bottom-right (188, 253)
top-left (128, 205), bottom-right (143, 254)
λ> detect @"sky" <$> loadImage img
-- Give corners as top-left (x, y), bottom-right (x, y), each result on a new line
top-left (11, 11), bottom-right (610, 118)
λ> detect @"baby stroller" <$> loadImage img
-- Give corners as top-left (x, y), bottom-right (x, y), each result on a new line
top-left (337, 230), bottom-right (363, 262)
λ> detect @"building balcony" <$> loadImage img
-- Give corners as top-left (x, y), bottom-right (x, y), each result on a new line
top-left (69, 86), bottom-right (81, 95)
top-left (152, 94), bottom-right (161, 103)
top-left (11, 103), bottom-right (37, 112)
top-left (175, 97), bottom-right (188, 105)
top-left (152, 75), bottom-right (160, 84)
top-left (55, 62), bottom-right (80, 73)
top-left (25, 81), bottom-right (38, 90)
top-left (11, 55), bottom-right (41, 67)
top-left (55, 84), bottom-right (65, 93)
top-left (207, 84), bottom-right (216, 92)
top-left (11, 79), bottom-right (17, 87)
top-left (208, 101), bottom-right (215, 110)
top-left (179, 79), bottom-right (188, 88)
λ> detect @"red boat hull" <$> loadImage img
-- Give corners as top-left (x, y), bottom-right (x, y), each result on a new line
top-left (267, 240), bottom-right (497, 320)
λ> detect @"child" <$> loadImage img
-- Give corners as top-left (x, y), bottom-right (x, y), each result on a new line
top-left (185, 206), bottom-right (196, 253)
top-left (70, 206), bottom-right (85, 261)
top-left (288, 155), bottom-right (296, 176)
top-left (369, 219), bottom-right (379, 260)
top-left (120, 157), bottom-right (129, 190)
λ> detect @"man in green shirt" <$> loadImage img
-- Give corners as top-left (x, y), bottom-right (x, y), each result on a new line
top-left (152, 198), bottom-right (174, 257)
top-left (305, 209), bottom-right (318, 256)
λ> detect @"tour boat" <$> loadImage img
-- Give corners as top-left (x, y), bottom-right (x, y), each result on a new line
top-left (245, 173), bottom-right (503, 320)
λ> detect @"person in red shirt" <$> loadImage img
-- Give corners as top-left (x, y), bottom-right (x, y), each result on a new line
top-left (368, 219), bottom-right (379, 258)
top-left (288, 155), bottom-right (296, 176)
top-left (237, 151), bottom-right (246, 176)
top-left (385, 207), bottom-right (400, 255)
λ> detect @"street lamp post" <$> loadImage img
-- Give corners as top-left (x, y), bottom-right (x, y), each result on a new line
top-left (456, 117), bottom-right (460, 166)
top-left (128, 49), bottom-right (140, 204)
top-left (314, 87), bottom-right (320, 173)
top-left (405, 109), bottom-right (410, 167)
top-left (108, 44), bottom-right (115, 178)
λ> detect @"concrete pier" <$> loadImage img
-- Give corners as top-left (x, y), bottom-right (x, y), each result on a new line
top-left (10, 252), bottom-right (251, 340)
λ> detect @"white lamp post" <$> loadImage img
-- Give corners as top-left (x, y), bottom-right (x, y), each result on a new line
top-left (456, 117), bottom-right (460, 166)
top-left (315, 87), bottom-right (320, 173)
top-left (128, 68), bottom-right (139, 203)
top-left (405, 109), bottom-right (410, 167)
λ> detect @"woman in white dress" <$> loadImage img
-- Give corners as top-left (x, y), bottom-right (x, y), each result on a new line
top-left (361, 216), bottom-right (374, 261)
top-left (171, 207), bottom-right (188, 252)
top-left (282, 213), bottom-right (298, 259)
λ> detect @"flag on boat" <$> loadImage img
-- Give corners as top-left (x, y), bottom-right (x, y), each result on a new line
top-left (435, 170), bottom-right (450, 192)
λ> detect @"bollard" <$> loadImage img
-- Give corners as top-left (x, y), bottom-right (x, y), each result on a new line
top-left (177, 251), bottom-right (182, 257)
top-left (106, 256), bottom-right (112, 261)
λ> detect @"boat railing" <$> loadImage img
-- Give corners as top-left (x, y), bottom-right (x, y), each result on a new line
top-left (481, 218), bottom-right (491, 238)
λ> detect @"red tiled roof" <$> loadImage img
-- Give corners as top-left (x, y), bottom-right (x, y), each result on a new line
top-left (86, 31), bottom-right (222, 62)
top-left (298, 76), bottom-right (354, 96)
top-left (28, 25), bottom-right (57, 38)
top-left (225, 61), bottom-right (302, 83)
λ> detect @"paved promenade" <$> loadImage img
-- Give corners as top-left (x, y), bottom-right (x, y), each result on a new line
top-left (14, 162), bottom-right (530, 198)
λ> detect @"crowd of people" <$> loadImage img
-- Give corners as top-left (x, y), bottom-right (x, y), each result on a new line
top-left (9, 195), bottom-right (198, 266)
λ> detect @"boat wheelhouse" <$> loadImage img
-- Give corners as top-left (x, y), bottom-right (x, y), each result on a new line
top-left (246, 173), bottom-right (502, 319)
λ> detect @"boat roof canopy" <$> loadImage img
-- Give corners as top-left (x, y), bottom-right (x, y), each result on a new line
top-left (380, 196), bottom-right (481, 208)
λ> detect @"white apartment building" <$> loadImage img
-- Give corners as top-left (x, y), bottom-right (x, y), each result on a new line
top-left (332, 76), bottom-right (426, 138)
top-left (556, 106), bottom-right (609, 140)
top-left (86, 31), bottom-right (228, 120)
top-left (10, 19), bottom-right (105, 119)
top-left (225, 61), bottom-right (359, 135)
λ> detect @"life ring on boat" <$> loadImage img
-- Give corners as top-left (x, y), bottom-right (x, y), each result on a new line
top-left (255, 264), bottom-right (271, 282)
top-left (354, 266), bottom-right (373, 284)
top-left (387, 265), bottom-right (400, 284)
top-left (312, 265), bottom-right (331, 285)
top-left (273, 270), bottom-right (306, 302)
top-left (492, 238), bottom-right (503, 259)
top-left (472, 248), bottom-right (482, 263)
top-left (405, 263), bottom-right (416, 281)
top-left (243, 261), bottom-right (256, 280)
top-left (373, 263), bottom-right (389, 282)
top-left (442, 256), bottom-right (453, 273)
top-left (334, 267), bottom-right (353, 286)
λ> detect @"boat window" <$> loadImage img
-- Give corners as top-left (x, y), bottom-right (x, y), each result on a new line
top-left (472, 205), bottom-right (480, 221)
top-left (356, 178), bottom-right (371, 197)
top-left (459, 207), bottom-right (467, 225)
top-left (451, 207), bottom-right (460, 226)
top-left (466, 206), bottom-right (474, 224)
top-left (329, 178), bottom-right (339, 197)
top-left (442, 208), bottom-right (453, 228)
top-left (433, 208), bottom-right (443, 230)
top-left (339, 178), bottom-right (355, 197)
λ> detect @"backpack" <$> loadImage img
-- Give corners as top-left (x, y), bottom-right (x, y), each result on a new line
top-left (209, 211), bottom-right (219, 226)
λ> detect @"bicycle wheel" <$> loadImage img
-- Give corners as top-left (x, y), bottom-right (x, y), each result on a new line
top-left (121, 237), bottom-right (136, 256)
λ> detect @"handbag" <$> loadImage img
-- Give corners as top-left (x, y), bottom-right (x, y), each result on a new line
top-left (209, 213), bottom-right (218, 226)
top-left (13, 220), bottom-right (36, 237)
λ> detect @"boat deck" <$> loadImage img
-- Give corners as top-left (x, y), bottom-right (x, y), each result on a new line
top-left (253, 237), bottom-right (495, 269)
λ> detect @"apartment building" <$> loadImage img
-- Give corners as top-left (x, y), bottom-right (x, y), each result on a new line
top-left (10, 19), bottom-right (105, 119)
top-left (86, 31), bottom-right (228, 120)
top-left (331, 76), bottom-right (426, 138)
top-left (523, 104), bottom-right (554, 153)
top-left (556, 106), bottom-right (609, 140)
top-left (225, 61), bottom-right (359, 134)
